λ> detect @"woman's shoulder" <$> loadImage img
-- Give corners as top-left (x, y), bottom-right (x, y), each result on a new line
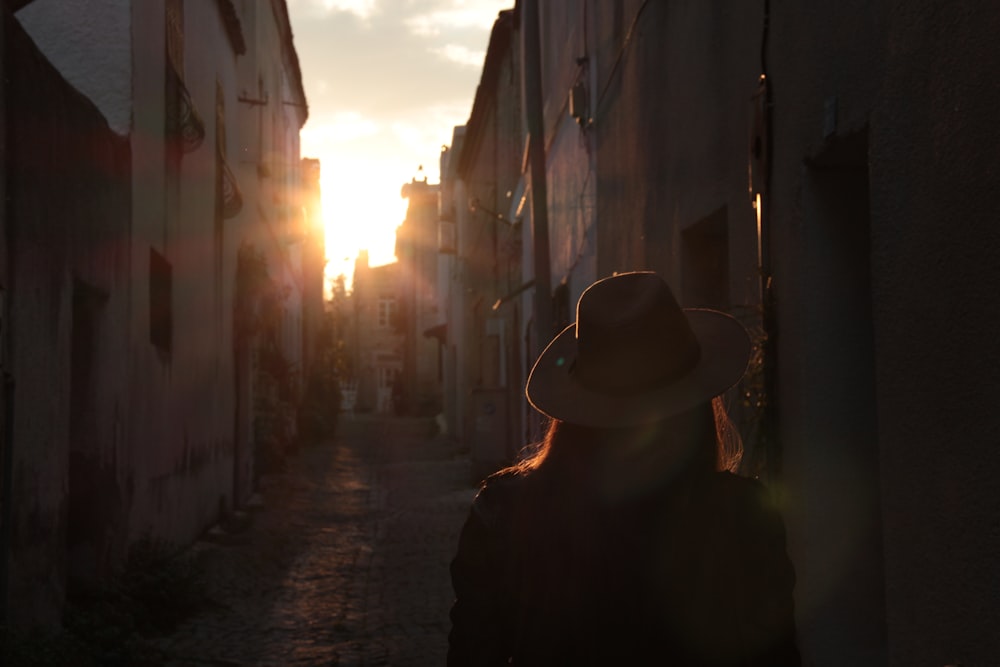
top-left (470, 467), bottom-right (531, 528)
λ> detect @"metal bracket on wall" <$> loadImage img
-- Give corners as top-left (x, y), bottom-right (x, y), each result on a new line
top-left (238, 93), bottom-right (269, 106)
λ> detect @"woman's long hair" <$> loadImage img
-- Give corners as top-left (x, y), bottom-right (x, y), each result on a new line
top-left (515, 395), bottom-right (743, 482)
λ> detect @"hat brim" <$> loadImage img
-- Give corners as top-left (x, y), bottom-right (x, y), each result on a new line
top-left (525, 309), bottom-right (751, 427)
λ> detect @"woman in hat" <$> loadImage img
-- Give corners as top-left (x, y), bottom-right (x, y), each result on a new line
top-left (447, 271), bottom-right (800, 666)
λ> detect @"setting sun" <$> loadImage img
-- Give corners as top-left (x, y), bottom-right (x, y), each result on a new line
top-left (313, 148), bottom-right (412, 288)
top-left (288, 0), bottom-right (509, 296)
top-left (302, 115), bottom-right (454, 294)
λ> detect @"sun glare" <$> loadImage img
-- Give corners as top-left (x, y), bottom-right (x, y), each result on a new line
top-left (301, 109), bottom-right (458, 298)
top-left (318, 161), bottom-right (409, 292)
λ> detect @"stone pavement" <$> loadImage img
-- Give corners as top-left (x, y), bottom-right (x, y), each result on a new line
top-left (154, 415), bottom-right (479, 666)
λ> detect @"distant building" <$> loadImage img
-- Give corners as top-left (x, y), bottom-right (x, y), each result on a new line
top-left (350, 252), bottom-right (404, 415)
top-left (396, 178), bottom-right (444, 417)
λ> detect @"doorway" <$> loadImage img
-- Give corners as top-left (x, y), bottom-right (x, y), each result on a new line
top-left (67, 280), bottom-right (118, 598)
top-left (795, 129), bottom-right (887, 665)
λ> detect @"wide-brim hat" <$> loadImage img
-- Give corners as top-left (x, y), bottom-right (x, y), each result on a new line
top-left (525, 271), bottom-right (751, 427)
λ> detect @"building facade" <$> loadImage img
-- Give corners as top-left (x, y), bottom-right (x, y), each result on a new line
top-left (442, 2), bottom-right (1000, 664)
top-left (441, 11), bottom-right (527, 479)
top-left (4, 0), bottom-right (309, 625)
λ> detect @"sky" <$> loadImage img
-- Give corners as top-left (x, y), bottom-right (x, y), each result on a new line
top-left (286, 0), bottom-right (512, 290)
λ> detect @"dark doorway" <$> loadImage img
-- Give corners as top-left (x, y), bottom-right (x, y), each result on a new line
top-left (67, 280), bottom-right (118, 597)
top-left (797, 130), bottom-right (887, 665)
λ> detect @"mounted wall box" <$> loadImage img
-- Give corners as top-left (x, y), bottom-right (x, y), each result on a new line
top-left (569, 81), bottom-right (587, 124)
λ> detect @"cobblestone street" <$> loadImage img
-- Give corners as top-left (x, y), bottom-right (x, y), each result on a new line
top-left (155, 415), bottom-right (477, 666)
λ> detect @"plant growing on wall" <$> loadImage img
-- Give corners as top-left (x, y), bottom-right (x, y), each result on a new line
top-left (724, 301), bottom-right (771, 482)
top-left (297, 310), bottom-right (343, 444)
top-left (297, 274), bottom-right (351, 443)
top-left (738, 321), bottom-right (770, 479)
top-left (235, 244), bottom-right (298, 477)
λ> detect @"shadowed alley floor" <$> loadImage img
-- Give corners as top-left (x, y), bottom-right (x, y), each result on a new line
top-left (155, 415), bottom-right (477, 666)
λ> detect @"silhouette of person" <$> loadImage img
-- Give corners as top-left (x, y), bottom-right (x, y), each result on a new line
top-left (448, 271), bottom-right (800, 665)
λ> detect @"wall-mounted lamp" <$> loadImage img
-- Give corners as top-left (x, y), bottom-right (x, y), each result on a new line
top-left (469, 197), bottom-right (520, 227)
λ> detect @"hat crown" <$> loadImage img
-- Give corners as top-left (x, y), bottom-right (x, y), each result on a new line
top-left (573, 272), bottom-right (701, 395)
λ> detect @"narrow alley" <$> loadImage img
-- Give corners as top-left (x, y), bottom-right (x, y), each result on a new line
top-left (154, 416), bottom-right (477, 666)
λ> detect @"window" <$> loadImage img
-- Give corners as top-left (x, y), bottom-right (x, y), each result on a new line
top-left (377, 366), bottom-right (397, 390)
top-left (150, 248), bottom-right (173, 352)
top-left (377, 297), bottom-right (396, 329)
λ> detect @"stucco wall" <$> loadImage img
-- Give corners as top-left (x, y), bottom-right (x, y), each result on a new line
top-left (870, 3), bottom-right (1000, 664)
top-left (124, 0), bottom-right (244, 546)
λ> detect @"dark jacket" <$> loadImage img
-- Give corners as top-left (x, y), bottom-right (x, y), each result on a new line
top-left (448, 469), bottom-right (801, 666)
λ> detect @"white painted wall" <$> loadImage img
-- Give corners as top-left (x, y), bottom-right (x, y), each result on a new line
top-left (16, 0), bottom-right (132, 135)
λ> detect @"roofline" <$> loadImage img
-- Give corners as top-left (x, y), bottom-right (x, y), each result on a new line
top-left (217, 0), bottom-right (247, 55)
top-left (271, 0), bottom-right (309, 127)
top-left (455, 9), bottom-right (515, 179)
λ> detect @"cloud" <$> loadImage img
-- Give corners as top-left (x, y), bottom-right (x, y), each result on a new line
top-left (322, 0), bottom-right (378, 20)
top-left (302, 111), bottom-right (380, 145)
top-left (430, 43), bottom-right (486, 68)
top-left (405, 1), bottom-right (504, 37)
top-left (388, 102), bottom-right (472, 178)
top-left (288, 0), bottom-right (379, 21)
top-left (291, 3), bottom-right (482, 113)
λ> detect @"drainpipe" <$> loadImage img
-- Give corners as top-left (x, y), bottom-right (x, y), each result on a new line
top-left (757, 0), bottom-right (780, 482)
top-left (520, 0), bottom-right (553, 353)
top-left (0, 4), bottom-right (10, 625)
top-left (0, 374), bottom-right (13, 626)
